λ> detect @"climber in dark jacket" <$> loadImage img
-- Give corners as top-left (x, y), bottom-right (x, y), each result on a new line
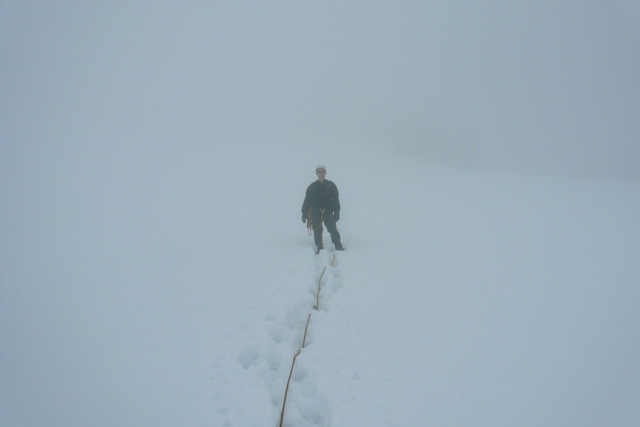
top-left (301, 165), bottom-right (344, 253)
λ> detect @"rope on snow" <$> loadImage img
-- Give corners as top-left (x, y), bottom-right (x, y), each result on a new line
top-left (279, 253), bottom-right (336, 427)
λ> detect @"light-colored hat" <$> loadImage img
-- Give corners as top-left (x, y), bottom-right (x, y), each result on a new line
top-left (316, 164), bottom-right (326, 172)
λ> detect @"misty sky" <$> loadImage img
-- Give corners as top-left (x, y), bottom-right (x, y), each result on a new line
top-left (2, 1), bottom-right (639, 181)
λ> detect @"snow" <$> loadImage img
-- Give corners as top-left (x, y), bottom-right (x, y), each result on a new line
top-left (2, 139), bottom-right (640, 426)
top-left (2, 2), bottom-right (640, 426)
top-left (205, 152), bottom-right (640, 426)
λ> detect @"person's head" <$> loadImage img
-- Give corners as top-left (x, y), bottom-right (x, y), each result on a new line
top-left (316, 165), bottom-right (326, 181)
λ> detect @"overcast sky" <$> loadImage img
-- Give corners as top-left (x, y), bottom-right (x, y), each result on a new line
top-left (2, 1), bottom-right (639, 182)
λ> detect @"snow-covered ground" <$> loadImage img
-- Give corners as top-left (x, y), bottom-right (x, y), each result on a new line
top-left (2, 140), bottom-right (639, 427)
top-left (2, 3), bottom-right (640, 426)
top-left (207, 145), bottom-right (640, 426)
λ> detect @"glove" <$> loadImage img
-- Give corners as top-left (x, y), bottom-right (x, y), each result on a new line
top-left (333, 211), bottom-right (340, 222)
top-left (302, 212), bottom-right (307, 223)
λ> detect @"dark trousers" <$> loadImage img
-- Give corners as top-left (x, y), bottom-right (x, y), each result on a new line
top-left (310, 207), bottom-right (342, 249)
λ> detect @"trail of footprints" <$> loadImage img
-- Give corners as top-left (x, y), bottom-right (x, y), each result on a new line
top-left (237, 248), bottom-right (343, 427)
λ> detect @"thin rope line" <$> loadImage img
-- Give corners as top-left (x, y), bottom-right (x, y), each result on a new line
top-left (279, 349), bottom-right (301, 427)
top-left (315, 267), bottom-right (327, 311)
top-left (307, 208), bottom-right (324, 236)
top-left (302, 313), bottom-right (312, 348)
top-left (314, 254), bottom-right (336, 311)
top-left (279, 252), bottom-right (338, 427)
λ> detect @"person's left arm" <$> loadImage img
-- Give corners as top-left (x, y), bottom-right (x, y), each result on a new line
top-left (332, 182), bottom-right (341, 220)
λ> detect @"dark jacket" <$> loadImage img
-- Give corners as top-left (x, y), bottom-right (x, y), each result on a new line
top-left (301, 180), bottom-right (341, 213)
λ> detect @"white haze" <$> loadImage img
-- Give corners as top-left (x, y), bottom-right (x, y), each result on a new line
top-left (1, 2), bottom-right (639, 426)
top-left (2, 1), bottom-right (639, 181)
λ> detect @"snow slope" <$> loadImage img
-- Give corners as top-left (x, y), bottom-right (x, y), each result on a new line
top-left (3, 2), bottom-right (640, 426)
top-left (2, 138), bottom-right (640, 427)
top-left (206, 145), bottom-right (640, 427)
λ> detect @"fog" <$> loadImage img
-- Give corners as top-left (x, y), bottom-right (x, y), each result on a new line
top-left (2, 2), bottom-right (640, 426)
top-left (3, 1), bottom-right (639, 181)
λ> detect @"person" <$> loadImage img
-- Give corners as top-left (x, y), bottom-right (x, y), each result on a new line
top-left (301, 165), bottom-right (345, 253)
